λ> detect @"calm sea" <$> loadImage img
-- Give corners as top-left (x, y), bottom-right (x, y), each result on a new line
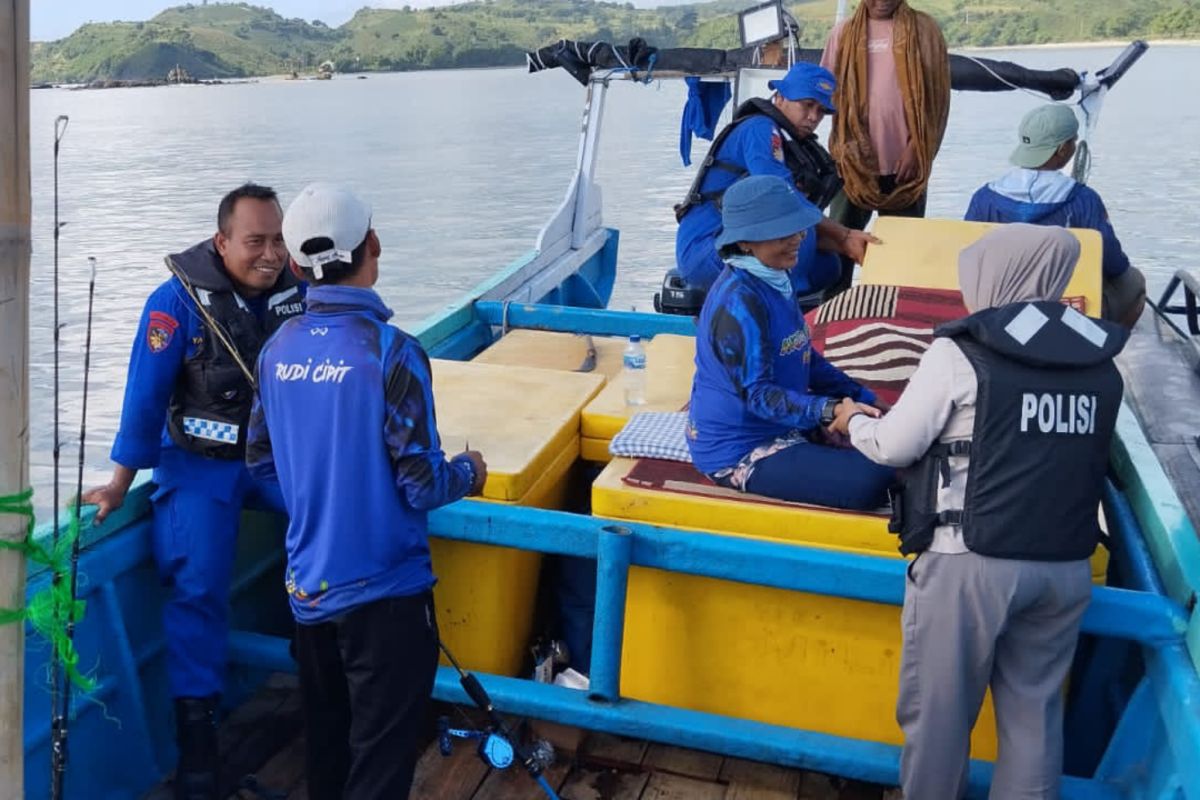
top-left (24, 44), bottom-right (1200, 513)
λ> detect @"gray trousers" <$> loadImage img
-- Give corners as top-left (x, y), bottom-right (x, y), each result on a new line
top-left (897, 551), bottom-right (1092, 799)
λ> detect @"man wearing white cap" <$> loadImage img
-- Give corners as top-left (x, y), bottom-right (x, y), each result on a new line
top-left (965, 103), bottom-right (1146, 328)
top-left (246, 183), bottom-right (487, 799)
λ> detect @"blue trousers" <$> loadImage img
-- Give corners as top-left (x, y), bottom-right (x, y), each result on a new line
top-left (743, 441), bottom-right (894, 511)
top-left (151, 478), bottom-right (285, 699)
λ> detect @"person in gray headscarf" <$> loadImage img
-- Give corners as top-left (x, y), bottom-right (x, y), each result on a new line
top-left (829, 223), bottom-right (1129, 799)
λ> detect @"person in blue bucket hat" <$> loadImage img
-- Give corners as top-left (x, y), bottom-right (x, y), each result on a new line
top-left (686, 175), bottom-right (895, 510)
top-left (673, 61), bottom-right (881, 307)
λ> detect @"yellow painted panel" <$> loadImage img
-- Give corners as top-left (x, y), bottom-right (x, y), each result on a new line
top-left (596, 457), bottom-right (1108, 756)
top-left (861, 218), bottom-right (1104, 318)
top-left (581, 436), bottom-right (612, 464)
top-left (432, 359), bottom-right (603, 500)
top-left (474, 329), bottom-right (627, 380)
top-left (593, 458), bottom-right (891, 554)
top-left (431, 436), bottom-right (579, 676)
top-left (581, 334), bottom-right (696, 441)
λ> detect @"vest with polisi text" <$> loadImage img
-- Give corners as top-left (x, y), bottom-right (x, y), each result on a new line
top-left (165, 240), bottom-right (304, 460)
top-left (890, 301), bottom-right (1127, 560)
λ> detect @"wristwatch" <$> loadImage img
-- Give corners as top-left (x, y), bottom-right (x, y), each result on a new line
top-left (819, 397), bottom-right (840, 427)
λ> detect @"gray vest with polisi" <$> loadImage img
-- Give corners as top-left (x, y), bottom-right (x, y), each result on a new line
top-left (165, 240), bottom-right (304, 460)
top-left (890, 301), bottom-right (1128, 561)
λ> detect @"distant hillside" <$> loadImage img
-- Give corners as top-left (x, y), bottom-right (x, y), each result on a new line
top-left (30, 0), bottom-right (1200, 84)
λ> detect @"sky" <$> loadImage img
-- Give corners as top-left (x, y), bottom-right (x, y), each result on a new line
top-left (33, 0), bottom-right (699, 41)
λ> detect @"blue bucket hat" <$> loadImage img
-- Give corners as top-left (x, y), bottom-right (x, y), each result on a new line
top-left (767, 62), bottom-right (837, 114)
top-left (715, 175), bottom-right (823, 248)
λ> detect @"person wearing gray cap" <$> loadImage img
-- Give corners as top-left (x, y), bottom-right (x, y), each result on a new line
top-left (965, 103), bottom-right (1146, 328)
top-left (246, 183), bottom-right (487, 799)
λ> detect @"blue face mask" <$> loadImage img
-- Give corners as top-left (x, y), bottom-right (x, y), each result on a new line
top-left (727, 254), bottom-right (792, 297)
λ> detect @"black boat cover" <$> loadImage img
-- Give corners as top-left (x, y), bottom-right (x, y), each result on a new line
top-left (526, 38), bottom-right (1079, 101)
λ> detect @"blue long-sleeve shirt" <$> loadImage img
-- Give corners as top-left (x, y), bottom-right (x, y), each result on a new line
top-left (247, 285), bottom-right (474, 623)
top-left (676, 115), bottom-right (840, 295)
top-left (964, 168), bottom-right (1131, 278)
top-left (687, 265), bottom-right (874, 474)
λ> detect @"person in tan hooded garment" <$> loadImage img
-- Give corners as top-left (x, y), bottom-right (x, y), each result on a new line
top-left (821, 0), bottom-right (951, 293)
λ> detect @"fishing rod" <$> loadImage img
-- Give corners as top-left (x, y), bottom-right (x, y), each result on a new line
top-left (49, 256), bottom-right (96, 800)
top-left (48, 113), bottom-right (69, 800)
top-left (437, 639), bottom-right (560, 799)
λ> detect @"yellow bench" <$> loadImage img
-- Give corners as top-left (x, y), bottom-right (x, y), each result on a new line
top-left (473, 329), bottom-right (627, 379)
top-left (580, 334), bottom-right (696, 462)
top-left (429, 359), bottom-right (604, 675)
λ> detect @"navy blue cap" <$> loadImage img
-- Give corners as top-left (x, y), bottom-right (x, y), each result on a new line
top-left (716, 175), bottom-right (823, 248)
top-left (767, 62), bottom-right (837, 113)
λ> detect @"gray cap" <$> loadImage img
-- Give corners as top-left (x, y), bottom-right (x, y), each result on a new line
top-left (1010, 104), bottom-right (1079, 169)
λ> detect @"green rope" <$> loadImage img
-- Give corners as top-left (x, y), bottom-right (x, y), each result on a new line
top-left (0, 489), bottom-right (96, 692)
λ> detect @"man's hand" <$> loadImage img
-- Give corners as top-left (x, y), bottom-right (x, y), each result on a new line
top-left (895, 141), bottom-right (921, 183)
top-left (81, 465), bottom-right (137, 525)
top-left (842, 229), bottom-right (883, 264)
top-left (463, 450), bottom-right (488, 496)
top-left (828, 398), bottom-right (882, 436)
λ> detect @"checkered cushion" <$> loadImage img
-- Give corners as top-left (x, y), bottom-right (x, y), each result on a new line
top-left (609, 412), bottom-right (692, 463)
top-left (182, 416), bottom-right (240, 444)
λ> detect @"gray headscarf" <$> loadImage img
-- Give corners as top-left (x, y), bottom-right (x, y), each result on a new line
top-left (957, 224), bottom-right (1081, 312)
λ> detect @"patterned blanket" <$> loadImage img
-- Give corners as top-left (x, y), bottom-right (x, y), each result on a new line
top-left (805, 285), bottom-right (1086, 407)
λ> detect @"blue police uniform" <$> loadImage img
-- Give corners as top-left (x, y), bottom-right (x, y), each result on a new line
top-left (676, 113), bottom-right (840, 296)
top-left (110, 240), bottom-right (303, 700)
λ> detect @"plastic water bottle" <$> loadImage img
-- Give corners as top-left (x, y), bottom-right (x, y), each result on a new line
top-left (623, 334), bottom-right (647, 406)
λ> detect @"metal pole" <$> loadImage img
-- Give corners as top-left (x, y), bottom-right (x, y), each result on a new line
top-left (0, 0), bottom-right (31, 794)
top-left (588, 525), bottom-right (632, 703)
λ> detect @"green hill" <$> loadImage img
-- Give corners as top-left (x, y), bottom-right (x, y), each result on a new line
top-left (30, 0), bottom-right (1200, 84)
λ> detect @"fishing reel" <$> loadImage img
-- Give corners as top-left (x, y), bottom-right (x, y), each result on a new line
top-left (437, 716), bottom-right (555, 774)
top-left (437, 639), bottom-right (562, 799)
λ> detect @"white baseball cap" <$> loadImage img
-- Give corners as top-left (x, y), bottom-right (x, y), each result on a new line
top-left (282, 182), bottom-right (372, 279)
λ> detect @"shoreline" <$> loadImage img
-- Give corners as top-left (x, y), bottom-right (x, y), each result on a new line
top-left (955, 37), bottom-right (1200, 52)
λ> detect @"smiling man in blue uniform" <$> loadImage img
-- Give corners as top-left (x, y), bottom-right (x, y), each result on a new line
top-left (83, 183), bottom-right (304, 800)
top-left (247, 183), bottom-right (487, 800)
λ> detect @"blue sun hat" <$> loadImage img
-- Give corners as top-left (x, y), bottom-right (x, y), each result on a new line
top-left (767, 61), bottom-right (837, 114)
top-left (716, 175), bottom-right (823, 248)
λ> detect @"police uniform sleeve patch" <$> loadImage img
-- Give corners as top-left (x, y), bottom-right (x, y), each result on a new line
top-left (771, 128), bottom-right (784, 162)
top-left (146, 311), bottom-right (180, 353)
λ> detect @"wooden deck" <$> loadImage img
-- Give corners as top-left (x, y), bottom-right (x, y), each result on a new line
top-left (149, 674), bottom-right (898, 800)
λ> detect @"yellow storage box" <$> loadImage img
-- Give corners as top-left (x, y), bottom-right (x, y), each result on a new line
top-left (428, 360), bottom-right (604, 675)
top-left (581, 334), bottom-right (696, 462)
top-left (473, 329), bottom-right (628, 379)
top-left (592, 457), bottom-right (1001, 757)
top-left (862, 219), bottom-right (1104, 317)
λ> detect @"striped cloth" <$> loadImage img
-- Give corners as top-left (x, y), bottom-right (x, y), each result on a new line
top-left (806, 285), bottom-right (967, 407)
top-left (806, 285), bottom-right (1087, 407)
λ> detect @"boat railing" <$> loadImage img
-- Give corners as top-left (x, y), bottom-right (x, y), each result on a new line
top-left (1155, 269), bottom-right (1200, 337)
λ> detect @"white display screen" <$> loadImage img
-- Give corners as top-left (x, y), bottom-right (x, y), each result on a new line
top-left (740, 5), bottom-right (782, 47)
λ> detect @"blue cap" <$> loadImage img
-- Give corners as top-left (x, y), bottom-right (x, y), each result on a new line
top-left (715, 175), bottom-right (823, 248)
top-left (767, 62), bottom-right (837, 113)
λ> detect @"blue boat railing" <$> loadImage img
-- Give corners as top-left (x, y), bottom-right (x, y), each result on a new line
top-left (225, 494), bottom-right (1196, 799)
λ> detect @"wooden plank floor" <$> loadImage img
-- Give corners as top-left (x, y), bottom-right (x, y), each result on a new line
top-left (149, 674), bottom-right (898, 800)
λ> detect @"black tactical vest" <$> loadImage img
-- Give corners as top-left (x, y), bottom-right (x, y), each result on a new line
top-left (889, 301), bottom-right (1128, 561)
top-left (674, 97), bottom-right (842, 222)
top-left (165, 241), bottom-right (304, 460)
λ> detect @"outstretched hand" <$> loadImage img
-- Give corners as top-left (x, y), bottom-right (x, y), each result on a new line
top-left (842, 230), bottom-right (883, 264)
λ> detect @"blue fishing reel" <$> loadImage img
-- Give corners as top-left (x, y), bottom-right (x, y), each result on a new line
top-left (437, 716), bottom-right (516, 768)
top-left (436, 640), bottom-right (561, 799)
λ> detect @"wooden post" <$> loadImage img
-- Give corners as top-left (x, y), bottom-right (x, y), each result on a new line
top-left (0, 0), bottom-right (30, 794)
